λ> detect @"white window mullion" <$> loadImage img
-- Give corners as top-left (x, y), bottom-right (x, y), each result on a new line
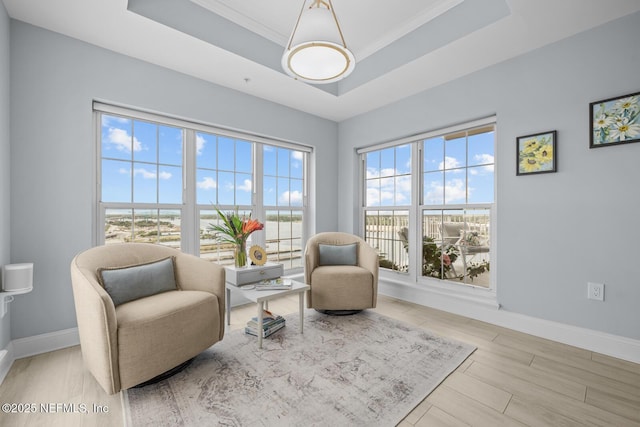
top-left (358, 154), bottom-right (366, 237)
top-left (305, 150), bottom-right (315, 243)
top-left (253, 143), bottom-right (266, 249)
top-left (183, 129), bottom-right (196, 255)
top-left (407, 143), bottom-right (421, 282)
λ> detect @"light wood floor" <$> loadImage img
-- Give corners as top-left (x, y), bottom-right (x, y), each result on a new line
top-left (1, 294), bottom-right (638, 426)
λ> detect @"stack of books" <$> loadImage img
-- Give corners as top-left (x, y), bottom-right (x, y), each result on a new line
top-left (255, 278), bottom-right (292, 291)
top-left (244, 309), bottom-right (286, 338)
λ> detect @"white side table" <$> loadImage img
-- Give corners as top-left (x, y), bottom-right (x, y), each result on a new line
top-left (225, 280), bottom-right (310, 349)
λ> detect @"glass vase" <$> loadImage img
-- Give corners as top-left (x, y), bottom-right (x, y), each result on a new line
top-left (235, 240), bottom-right (247, 268)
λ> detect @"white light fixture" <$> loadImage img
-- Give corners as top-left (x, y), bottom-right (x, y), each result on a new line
top-left (282, 0), bottom-right (355, 84)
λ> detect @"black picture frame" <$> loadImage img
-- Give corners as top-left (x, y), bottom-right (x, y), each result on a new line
top-left (516, 130), bottom-right (557, 176)
top-left (590, 91), bottom-right (640, 148)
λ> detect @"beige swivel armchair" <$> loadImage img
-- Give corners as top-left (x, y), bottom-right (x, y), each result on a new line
top-left (304, 232), bottom-right (378, 312)
top-left (70, 243), bottom-right (225, 395)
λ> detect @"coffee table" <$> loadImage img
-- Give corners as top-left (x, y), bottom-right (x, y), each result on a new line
top-left (225, 280), bottom-right (310, 349)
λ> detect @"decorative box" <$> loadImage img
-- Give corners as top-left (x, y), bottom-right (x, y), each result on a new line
top-left (225, 262), bottom-right (284, 286)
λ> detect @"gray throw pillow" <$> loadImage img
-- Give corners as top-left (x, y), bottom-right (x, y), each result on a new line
top-left (318, 243), bottom-right (358, 266)
top-left (98, 257), bottom-right (177, 306)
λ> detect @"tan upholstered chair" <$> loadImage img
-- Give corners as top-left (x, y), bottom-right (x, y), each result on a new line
top-left (304, 232), bottom-right (378, 312)
top-left (70, 243), bottom-right (225, 395)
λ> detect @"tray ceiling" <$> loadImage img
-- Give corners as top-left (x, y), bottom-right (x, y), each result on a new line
top-left (4, 0), bottom-right (640, 121)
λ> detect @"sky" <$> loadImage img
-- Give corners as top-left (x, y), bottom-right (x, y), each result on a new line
top-left (366, 131), bottom-right (494, 207)
top-left (102, 114), bottom-right (493, 211)
top-left (101, 115), bottom-right (304, 208)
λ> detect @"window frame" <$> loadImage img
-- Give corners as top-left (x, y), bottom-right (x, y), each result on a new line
top-left (358, 116), bottom-right (497, 294)
top-left (94, 102), bottom-right (311, 274)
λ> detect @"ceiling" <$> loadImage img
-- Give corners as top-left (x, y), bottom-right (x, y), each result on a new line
top-left (4, 0), bottom-right (640, 121)
top-left (190, 0), bottom-right (465, 62)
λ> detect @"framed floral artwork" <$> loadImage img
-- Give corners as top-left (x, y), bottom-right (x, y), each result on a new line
top-left (516, 130), bottom-right (557, 176)
top-left (590, 91), bottom-right (640, 148)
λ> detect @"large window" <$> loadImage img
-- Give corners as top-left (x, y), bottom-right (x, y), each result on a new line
top-left (101, 115), bottom-right (184, 249)
top-left (96, 103), bottom-right (310, 271)
top-left (360, 118), bottom-right (495, 289)
top-left (264, 145), bottom-right (305, 270)
top-left (363, 145), bottom-right (411, 272)
top-left (196, 132), bottom-right (254, 264)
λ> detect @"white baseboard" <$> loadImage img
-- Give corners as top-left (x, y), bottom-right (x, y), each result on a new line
top-left (0, 329), bottom-right (79, 387)
top-left (12, 327), bottom-right (79, 359)
top-left (0, 343), bottom-right (15, 385)
top-left (379, 279), bottom-right (640, 364)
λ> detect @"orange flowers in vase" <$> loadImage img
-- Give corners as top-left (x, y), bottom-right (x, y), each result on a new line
top-left (208, 207), bottom-right (264, 268)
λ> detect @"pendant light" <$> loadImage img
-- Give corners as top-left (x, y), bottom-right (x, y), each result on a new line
top-left (282, 0), bottom-right (355, 84)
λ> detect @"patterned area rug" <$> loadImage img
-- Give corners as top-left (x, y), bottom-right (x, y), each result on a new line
top-left (124, 310), bottom-right (474, 426)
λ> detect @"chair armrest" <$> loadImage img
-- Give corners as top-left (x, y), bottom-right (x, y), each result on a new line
top-left (173, 253), bottom-right (225, 339)
top-left (70, 257), bottom-right (120, 394)
top-left (173, 254), bottom-right (225, 295)
top-left (358, 242), bottom-right (379, 307)
top-left (304, 245), bottom-right (319, 284)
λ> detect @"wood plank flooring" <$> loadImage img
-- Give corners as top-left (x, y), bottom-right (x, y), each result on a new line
top-left (0, 294), bottom-right (638, 426)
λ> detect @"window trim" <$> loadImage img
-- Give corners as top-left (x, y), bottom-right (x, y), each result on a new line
top-left (356, 116), bottom-right (496, 155)
top-left (359, 117), bottom-right (497, 295)
top-left (94, 102), bottom-right (311, 273)
top-left (94, 102), bottom-right (312, 154)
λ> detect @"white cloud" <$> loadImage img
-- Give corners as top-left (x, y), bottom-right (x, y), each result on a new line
top-left (366, 167), bottom-right (379, 179)
top-left (474, 153), bottom-right (494, 164)
top-left (223, 179), bottom-right (252, 192)
top-left (367, 167), bottom-right (399, 179)
top-left (237, 179), bottom-right (252, 192)
top-left (394, 192), bottom-right (407, 203)
top-left (366, 175), bottom-right (411, 206)
top-left (102, 116), bottom-right (129, 127)
top-left (380, 191), bottom-right (394, 202)
top-left (197, 177), bottom-right (217, 190)
top-left (439, 156), bottom-right (461, 170)
top-left (280, 190), bottom-right (303, 204)
top-left (444, 179), bottom-right (467, 203)
top-left (425, 179), bottom-right (467, 204)
top-left (366, 188), bottom-right (380, 205)
top-left (106, 128), bottom-right (142, 152)
top-left (396, 175), bottom-right (411, 193)
top-left (196, 135), bottom-right (206, 156)
top-left (292, 151), bottom-right (303, 161)
top-left (469, 154), bottom-right (494, 176)
top-left (469, 164), bottom-right (494, 175)
top-left (128, 168), bottom-right (171, 180)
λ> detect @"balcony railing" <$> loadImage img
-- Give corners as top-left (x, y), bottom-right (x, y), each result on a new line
top-left (365, 211), bottom-right (491, 287)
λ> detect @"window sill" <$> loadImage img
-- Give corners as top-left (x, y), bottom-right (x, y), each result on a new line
top-left (378, 269), bottom-right (498, 309)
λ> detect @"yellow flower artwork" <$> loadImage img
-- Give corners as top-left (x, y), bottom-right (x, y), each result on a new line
top-left (517, 131), bottom-right (557, 175)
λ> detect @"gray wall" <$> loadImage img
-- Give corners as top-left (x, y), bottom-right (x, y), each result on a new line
top-left (0, 2), bottom-right (10, 349)
top-left (338, 12), bottom-right (640, 340)
top-left (8, 21), bottom-right (338, 339)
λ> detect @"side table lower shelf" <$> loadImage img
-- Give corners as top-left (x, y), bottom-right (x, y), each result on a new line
top-left (225, 280), bottom-right (310, 349)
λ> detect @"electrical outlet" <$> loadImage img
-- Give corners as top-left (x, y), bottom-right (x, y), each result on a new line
top-left (588, 282), bottom-right (604, 301)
